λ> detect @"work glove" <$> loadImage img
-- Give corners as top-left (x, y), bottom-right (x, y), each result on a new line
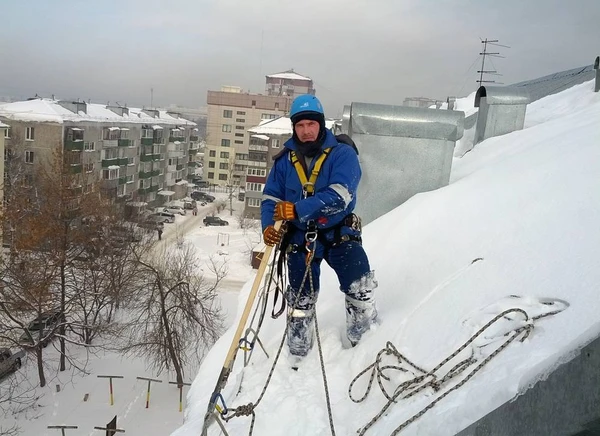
top-left (263, 225), bottom-right (284, 247)
top-left (273, 201), bottom-right (296, 221)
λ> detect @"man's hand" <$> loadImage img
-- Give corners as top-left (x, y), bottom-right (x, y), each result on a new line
top-left (263, 225), bottom-right (284, 246)
top-left (273, 201), bottom-right (296, 221)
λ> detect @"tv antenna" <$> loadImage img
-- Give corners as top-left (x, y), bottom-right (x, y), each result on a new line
top-left (477, 39), bottom-right (509, 86)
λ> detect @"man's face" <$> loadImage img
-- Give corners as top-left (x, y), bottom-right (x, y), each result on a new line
top-left (294, 119), bottom-right (320, 143)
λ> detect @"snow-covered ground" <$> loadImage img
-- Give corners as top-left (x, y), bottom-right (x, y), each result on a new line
top-left (3, 80), bottom-right (600, 435)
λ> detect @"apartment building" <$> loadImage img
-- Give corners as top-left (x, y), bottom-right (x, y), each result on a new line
top-left (0, 98), bottom-right (199, 209)
top-left (0, 121), bottom-right (7, 208)
top-left (205, 87), bottom-right (290, 187)
top-left (265, 70), bottom-right (315, 98)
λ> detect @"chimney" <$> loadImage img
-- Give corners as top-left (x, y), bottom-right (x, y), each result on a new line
top-left (142, 109), bottom-right (159, 118)
top-left (58, 100), bottom-right (87, 114)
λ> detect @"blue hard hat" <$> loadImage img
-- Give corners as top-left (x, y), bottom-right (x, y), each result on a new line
top-left (290, 95), bottom-right (324, 120)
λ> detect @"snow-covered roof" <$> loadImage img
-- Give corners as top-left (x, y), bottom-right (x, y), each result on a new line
top-left (157, 190), bottom-right (175, 196)
top-left (248, 116), bottom-right (335, 136)
top-left (251, 134), bottom-right (270, 141)
top-left (0, 98), bottom-right (196, 127)
top-left (0, 121), bottom-right (9, 128)
top-left (266, 70), bottom-right (312, 81)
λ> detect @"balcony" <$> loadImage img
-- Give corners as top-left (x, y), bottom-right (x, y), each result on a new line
top-left (118, 139), bottom-right (132, 147)
top-left (102, 139), bottom-right (118, 148)
top-left (168, 150), bottom-right (185, 159)
top-left (247, 161), bottom-right (267, 168)
top-left (176, 164), bottom-right (184, 171)
top-left (249, 144), bottom-right (269, 152)
top-left (102, 178), bottom-right (118, 190)
top-left (101, 158), bottom-right (119, 168)
top-left (153, 137), bottom-right (164, 145)
top-left (189, 148), bottom-right (199, 155)
top-left (118, 176), bottom-right (128, 185)
top-left (169, 136), bottom-right (186, 143)
top-left (140, 153), bottom-right (160, 162)
top-left (70, 164), bottom-right (82, 174)
top-left (65, 140), bottom-right (83, 151)
top-left (138, 185), bottom-right (159, 195)
top-left (141, 137), bottom-right (153, 146)
top-left (190, 135), bottom-right (199, 142)
top-left (117, 158), bottom-right (129, 166)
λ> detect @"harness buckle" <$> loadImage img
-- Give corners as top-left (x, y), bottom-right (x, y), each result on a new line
top-left (305, 220), bottom-right (318, 243)
top-left (302, 182), bottom-right (315, 199)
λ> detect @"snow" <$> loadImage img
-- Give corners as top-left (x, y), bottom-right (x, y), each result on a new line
top-left (266, 71), bottom-right (312, 81)
top-left (4, 80), bottom-right (600, 436)
top-left (0, 99), bottom-right (195, 126)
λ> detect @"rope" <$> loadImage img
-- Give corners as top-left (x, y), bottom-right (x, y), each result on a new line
top-left (222, 237), bottom-right (337, 436)
top-left (350, 306), bottom-right (565, 435)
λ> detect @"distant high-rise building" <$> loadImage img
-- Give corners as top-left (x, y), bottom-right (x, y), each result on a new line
top-left (265, 70), bottom-right (315, 98)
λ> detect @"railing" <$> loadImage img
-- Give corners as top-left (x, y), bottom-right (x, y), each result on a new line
top-left (141, 137), bottom-right (153, 146)
top-left (101, 159), bottom-right (119, 168)
top-left (65, 140), bottom-right (83, 151)
top-left (249, 144), bottom-right (269, 152)
top-left (190, 135), bottom-right (199, 142)
top-left (169, 136), bottom-right (187, 143)
top-left (118, 139), bottom-right (132, 147)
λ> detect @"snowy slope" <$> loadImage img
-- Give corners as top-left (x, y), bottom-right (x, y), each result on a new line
top-left (174, 80), bottom-right (600, 436)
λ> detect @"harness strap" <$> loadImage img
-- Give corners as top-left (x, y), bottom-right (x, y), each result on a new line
top-left (290, 148), bottom-right (332, 196)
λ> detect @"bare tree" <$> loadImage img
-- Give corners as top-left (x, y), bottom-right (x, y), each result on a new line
top-left (122, 242), bottom-right (225, 385)
top-left (0, 371), bottom-right (40, 436)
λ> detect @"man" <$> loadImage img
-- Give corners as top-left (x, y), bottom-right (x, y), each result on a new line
top-left (261, 94), bottom-right (378, 359)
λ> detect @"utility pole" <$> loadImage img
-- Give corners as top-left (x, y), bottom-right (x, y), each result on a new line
top-left (477, 39), bottom-right (509, 86)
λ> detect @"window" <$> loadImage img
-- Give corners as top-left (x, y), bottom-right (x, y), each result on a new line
top-left (220, 151), bottom-right (230, 159)
top-left (4, 127), bottom-right (10, 139)
top-left (235, 118), bottom-right (245, 123)
top-left (272, 139), bottom-right (280, 148)
top-left (237, 111), bottom-right (246, 115)
top-left (84, 163), bottom-right (94, 173)
top-left (235, 126), bottom-right (245, 130)
top-left (219, 163), bottom-right (229, 170)
top-left (221, 139), bottom-right (230, 147)
top-left (261, 113), bottom-right (278, 120)
top-left (248, 198), bottom-right (261, 207)
top-left (103, 168), bottom-right (119, 180)
top-left (222, 124), bottom-right (232, 133)
top-left (208, 172), bottom-right (215, 179)
top-left (234, 140), bottom-right (243, 144)
top-left (209, 150), bottom-right (216, 157)
top-left (208, 161), bottom-right (215, 168)
top-left (126, 175), bottom-right (134, 183)
top-left (223, 110), bottom-right (232, 118)
top-left (246, 182), bottom-right (264, 192)
top-left (235, 133), bottom-right (244, 137)
top-left (275, 103), bottom-right (279, 109)
top-left (103, 148), bottom-right (118, 160)
top-left (25, 150), bottom-right (34, 164)
top-left (127, 157), bottom-right (135, 166)
top-left (247, 168), bottom-right (266, 176)
top-left (83, 141), bottom-right (95, 151)
top-left (218, 174), bottom-right (228, 181)
top-left (103, 128), bottom-right (120, 140)
top-left (26, 127), bottom-right (35, 141)
top-left (236, 153), bottom-right (248, 160)
top-left (120, 129), bottom-right (129, 139)
top-left (141, 128), bottom-right (153, 138)
top-left (251, 100), bottom-right (256, 106)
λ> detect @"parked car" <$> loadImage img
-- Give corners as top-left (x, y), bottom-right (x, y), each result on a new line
top-left (0, 348), bottom-right (25, 379)
top-left (183, 199), bottom-right (197, 210)
top-left (160, 205), bottom-right (186, 216)
top-left (192, 179), bottom-right (210, 188)
top-left (152, 211), bottom-right (176, 223)
top-left (203, 216), bottom-right (229, 226)
top-left (19, 309), bottom-right (65, 347)
top-left (191, 191), bottom-right (215, 202)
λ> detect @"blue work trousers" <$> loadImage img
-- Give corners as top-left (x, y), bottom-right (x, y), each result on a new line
top-left (286, 240), bottom-right (371, 310)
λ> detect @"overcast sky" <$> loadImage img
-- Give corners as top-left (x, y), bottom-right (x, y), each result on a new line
top-left (1, 0), bottom-right (598, 117)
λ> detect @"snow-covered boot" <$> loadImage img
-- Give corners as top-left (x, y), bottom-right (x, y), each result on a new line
top-left (345, 295), bottom-right (377, 346)
top-left (287, 307), bottom-right (315, 357)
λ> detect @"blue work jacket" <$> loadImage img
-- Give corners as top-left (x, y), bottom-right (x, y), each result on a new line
top-left (261, 130), bottom-right (361, 246)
